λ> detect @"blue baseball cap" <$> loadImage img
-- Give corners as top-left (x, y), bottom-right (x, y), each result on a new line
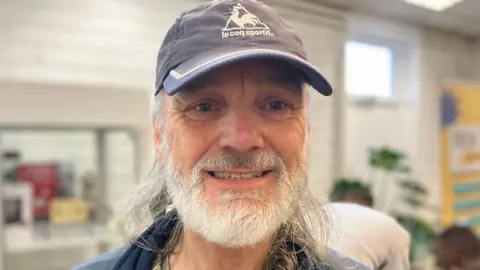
top-left (155, 0), bottom-right (333, 96)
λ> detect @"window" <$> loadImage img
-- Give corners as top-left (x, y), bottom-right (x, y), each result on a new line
top-left (345, 41), bottom-right (394, 98)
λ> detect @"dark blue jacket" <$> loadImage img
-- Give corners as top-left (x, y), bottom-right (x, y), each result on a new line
top-left (73, 212), bottom-right (370, 270)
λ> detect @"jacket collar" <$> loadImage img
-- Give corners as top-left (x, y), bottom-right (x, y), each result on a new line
top-left (112, 211), bottom-right (336, 270)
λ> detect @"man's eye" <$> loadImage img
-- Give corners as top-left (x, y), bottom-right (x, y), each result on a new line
top-left (266, 101), bottom-right (287, 110)
top-left (260, 100), bottom-right (294, 120)
top-left (187, 102), bottom-right (223, 121)
top-left (195, 103), bottom-right (214, 112)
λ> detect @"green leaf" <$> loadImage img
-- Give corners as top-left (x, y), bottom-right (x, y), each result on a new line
top-left (401, 196), bottom-right (425, 209)
top-left (368, 147), bottom-right (406, 172)
top-left (398, 180), bottom-right (428, 195)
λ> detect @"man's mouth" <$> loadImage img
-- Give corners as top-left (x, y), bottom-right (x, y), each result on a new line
top-left (207, 170), bottom-right (272, 180)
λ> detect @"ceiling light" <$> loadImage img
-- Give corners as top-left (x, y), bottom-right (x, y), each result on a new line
top-left (401, 0), bottom-right (464, 11)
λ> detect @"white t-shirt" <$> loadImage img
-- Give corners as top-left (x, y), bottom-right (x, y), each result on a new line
top-left (326, 203), bottom-right (411, 270)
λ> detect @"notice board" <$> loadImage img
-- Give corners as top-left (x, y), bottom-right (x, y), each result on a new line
top-left (441, 83), bottom-right (480, 235)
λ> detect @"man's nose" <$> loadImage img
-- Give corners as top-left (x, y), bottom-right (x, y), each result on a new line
top-left (218, 110), bottom-right (264, 152)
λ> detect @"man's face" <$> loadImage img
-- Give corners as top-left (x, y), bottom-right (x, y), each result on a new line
top-left (158, 60), bottom-right (309, 247)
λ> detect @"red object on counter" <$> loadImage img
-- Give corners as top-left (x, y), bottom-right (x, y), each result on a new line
top-left (16, 164), bottom-right (59, 220)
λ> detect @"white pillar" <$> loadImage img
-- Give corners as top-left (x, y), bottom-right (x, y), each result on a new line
top-left (331, 31), bottom-right (348, 180)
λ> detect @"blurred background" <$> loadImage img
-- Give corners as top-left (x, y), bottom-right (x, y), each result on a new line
top-left (1, 0), bottom-right (480, 269)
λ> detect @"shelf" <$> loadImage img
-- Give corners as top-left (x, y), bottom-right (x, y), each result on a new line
top-left (6, 223), bottom-right (124, 253)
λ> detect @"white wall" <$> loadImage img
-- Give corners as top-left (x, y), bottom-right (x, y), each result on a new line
top-left (0, 82), bottom-right (151, 129)
top-left (343, 14), bottom-right (477, 212)
top-left (343, 15), bottom-right (421, 182)
top-left (0, 0), bottom-right (200, 90)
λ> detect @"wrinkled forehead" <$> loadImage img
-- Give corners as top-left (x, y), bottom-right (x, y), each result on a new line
top-left (181, 59), bottom-right (307, 93)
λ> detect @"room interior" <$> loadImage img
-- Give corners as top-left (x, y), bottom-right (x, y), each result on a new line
top-left (1, 0), bottom-right (480, 269)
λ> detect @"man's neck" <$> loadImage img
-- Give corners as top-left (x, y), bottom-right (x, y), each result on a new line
top-left (168, 227), bottom-right (272, 270)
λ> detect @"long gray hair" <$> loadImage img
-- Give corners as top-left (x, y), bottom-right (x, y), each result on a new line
top-left (122, 92), bottom-right (335, 269)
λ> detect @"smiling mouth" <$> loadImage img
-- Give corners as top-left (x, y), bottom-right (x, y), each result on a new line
top-left (207, 170), bottom-right (272, 180)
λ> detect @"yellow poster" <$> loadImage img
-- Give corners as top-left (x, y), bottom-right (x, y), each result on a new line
top-left (441, 83), bottom-right (480, 235)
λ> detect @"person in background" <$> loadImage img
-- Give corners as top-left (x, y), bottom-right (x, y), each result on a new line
top-left (436, 225), bottom-right (480, 270)
top-left (73, 0), bottom-right (369, 269)
top-left (340, 189), bottom-right (374, 208)
top-left (327, 202), bottom-right (411, 270)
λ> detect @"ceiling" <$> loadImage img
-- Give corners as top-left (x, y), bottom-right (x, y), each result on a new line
top-left (310, 0), bottom-right (480, 39)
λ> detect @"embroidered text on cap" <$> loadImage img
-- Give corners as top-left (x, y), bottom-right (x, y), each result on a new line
top-left (221, 3), bottom-right (274, 39)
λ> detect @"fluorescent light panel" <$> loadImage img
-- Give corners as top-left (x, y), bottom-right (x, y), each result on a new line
top-left (401, 0), bottom-right (464, 11)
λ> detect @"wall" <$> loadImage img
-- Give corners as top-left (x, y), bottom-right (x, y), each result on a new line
top-left (474, 40), bottom-right (480, 78)
top-left (343, 13), bottom-right (477, 213)
top-left (0, 0), bottom-right (199, 89)
top-left (343, 14), bottom-right (421, 185)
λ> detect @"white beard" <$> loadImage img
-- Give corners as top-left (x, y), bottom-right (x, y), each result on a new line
top-left (160, 140), bottom-right (308, 248)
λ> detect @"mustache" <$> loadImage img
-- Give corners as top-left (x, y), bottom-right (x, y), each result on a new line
top-left (194, 149), bottom-right (286, 172)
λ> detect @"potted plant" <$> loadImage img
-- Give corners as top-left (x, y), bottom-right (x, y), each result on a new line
top-left (330, 146), bottom-right (438, 264)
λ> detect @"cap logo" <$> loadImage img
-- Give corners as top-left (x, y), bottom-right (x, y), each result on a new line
top-left (221, 3), bottom-right (274, 39)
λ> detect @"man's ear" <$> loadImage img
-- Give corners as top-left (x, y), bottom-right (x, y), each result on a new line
top-left (152, 119), bottom-right (163, 164)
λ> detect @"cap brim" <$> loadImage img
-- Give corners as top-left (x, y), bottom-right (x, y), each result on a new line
top-left (161, 47), bottom-right (332, 96)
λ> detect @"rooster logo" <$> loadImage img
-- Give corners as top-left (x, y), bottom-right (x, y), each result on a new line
top-left (223, 3), bottom-right (269, 31)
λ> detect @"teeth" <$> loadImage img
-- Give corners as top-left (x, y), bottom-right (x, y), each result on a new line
top-left (213, 171), bottom-right (263, 180)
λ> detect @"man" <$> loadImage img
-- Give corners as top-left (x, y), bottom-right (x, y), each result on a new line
top-left (327, 203), bottom-right (410, 269)
top-left (435, 226), bottom-right (480, 270)
top-left (74, 1), bottom-right (369, 269)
